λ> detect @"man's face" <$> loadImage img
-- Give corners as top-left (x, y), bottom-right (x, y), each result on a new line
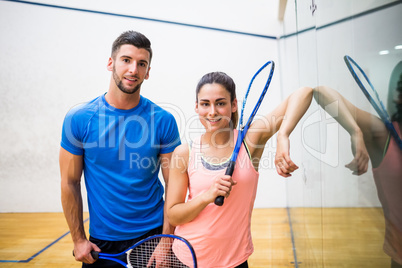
top-left (108, 44), bottom-right (151, 95)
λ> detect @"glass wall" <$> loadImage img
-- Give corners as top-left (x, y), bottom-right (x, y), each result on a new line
top-left (281, 0), bottom-right (402, 267)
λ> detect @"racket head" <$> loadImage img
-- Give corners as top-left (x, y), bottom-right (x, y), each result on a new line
top-left (239, 60), bottom-right (275, 133)
top-left (344, 55), bottom-right (402, 149)
top-left (344, 55), bottom-right (390, 122)
top-left (214, 60), bottom-right (275, 206)
top-left (127, 234), bottom-right (197, 268)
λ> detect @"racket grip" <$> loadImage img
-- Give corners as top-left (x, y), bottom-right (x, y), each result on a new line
top-left (214, 196), bottom-right (224, 206)
top-left (72, 250), bottom-right (99, 260)
top-left (91, 251), bottom-right (99, 260)
top-left (214, 161), bottom-right (236, 206)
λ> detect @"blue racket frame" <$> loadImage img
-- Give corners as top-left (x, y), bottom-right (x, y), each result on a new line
top-left (215, 60), bottom-right (275, 206)
top-left (91, 234), bottom-right (197, 268)
top-left (344, 55), bottom-right (402, 150)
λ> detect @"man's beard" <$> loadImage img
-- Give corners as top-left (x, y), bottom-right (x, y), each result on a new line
top-left (113, 68), bottom-right (142, 95)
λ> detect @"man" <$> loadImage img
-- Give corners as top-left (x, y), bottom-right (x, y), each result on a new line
top-left (60, 30), bottom-right (181, 267)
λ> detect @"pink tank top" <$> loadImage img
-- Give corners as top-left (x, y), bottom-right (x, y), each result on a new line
top-left (174, 130), bottom-right (259, 267)
top-left (372, 122), bottom-right (402, 264)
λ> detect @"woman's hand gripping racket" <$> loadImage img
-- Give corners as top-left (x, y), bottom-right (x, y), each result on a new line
top-left (73, 234), bottom-right (197, 268)
top-left (214, 60), bottom-right (275, 206)
top-left (344, 55), bottom-right (402, 150)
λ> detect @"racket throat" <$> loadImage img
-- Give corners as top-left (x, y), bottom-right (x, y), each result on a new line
top-left (126, 249), bottom-right (135, 268)
top-left (225, 160), bottom-right (236, 176)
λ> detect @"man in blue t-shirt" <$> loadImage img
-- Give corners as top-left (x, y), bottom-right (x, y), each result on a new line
top-left (60, 31), bottom-right (181, 267)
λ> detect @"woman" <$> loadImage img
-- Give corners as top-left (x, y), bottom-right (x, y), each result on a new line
top-left (166, 71), bottom-right (313, 267)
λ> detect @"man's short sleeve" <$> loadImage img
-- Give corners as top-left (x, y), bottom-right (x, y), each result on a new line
top-left (159, 112), bottom-right (181, 154)
top-left (60, 106), bottom-right (85, 155)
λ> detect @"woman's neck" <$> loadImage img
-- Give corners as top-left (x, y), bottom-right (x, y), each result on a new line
top-left (202, 128), bottom-right (234, 146)
top-left (200, 129), bottom-right (235, 164)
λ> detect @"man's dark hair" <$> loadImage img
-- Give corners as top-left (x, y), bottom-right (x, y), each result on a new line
top-left (111, 31), bottom-right (152, 63)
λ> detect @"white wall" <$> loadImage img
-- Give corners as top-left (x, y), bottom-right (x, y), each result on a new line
top-left (0, 0), bottom-right (283, 212)
top-left (0, 0), bottom-right (400, 212)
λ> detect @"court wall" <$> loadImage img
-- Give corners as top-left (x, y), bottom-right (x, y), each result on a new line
top-left (0, 0), bottom-right (400, 212)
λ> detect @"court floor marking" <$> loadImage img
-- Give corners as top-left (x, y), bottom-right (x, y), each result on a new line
top-left (1, 211), bottom-right (300, 264)
top-left (0, 218), bottom-right (89, 263)
top-left (287, 207), bottom-right (300, 268)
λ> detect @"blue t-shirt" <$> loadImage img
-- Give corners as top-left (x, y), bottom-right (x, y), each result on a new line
top-left (61, 94), bottom-right (181, 240)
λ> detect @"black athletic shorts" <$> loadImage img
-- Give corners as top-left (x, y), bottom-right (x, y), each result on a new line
top-left (82, 226), bottom-right (163, 268)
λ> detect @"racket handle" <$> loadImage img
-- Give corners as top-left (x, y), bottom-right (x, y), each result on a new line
top-left (214, 161), bottom-right (236, 206)
top-left (72, 250), bottom-right (99, 260)
top-left (91, 251), bottom-right (99, 260)
top-left (214, 196), bottom-right (224, 206)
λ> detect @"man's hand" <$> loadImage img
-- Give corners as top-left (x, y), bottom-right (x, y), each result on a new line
top-left (147, 237), bottom-right (173, 268)
top-left (73, 239), bottom-right (101, 264)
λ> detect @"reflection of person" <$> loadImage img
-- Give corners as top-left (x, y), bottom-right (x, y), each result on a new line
top-left (166, 71), bottom-right (313, 267)
top-left (60, 31), bottom-right (181, 267)
top-left (313, 79), bottom-right (402, 267)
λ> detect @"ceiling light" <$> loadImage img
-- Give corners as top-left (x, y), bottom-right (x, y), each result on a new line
top-left (395, 45), bottom-right (402, 50)
top-left (379, 50), bottom-right (389, 55)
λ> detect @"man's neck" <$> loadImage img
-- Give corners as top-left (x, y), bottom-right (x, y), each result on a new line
top-left (105, 88), bottom-right (141, 110)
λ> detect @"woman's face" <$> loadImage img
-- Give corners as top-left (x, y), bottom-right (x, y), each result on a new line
top-left (196, 83), bottom-right (237, 132)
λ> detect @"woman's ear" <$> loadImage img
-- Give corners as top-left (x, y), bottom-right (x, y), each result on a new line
top-left (232, 98), bottom-right (238, 113)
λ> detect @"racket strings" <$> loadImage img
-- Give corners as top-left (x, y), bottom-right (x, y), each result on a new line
top-left (344, 55), bottom-right (402, 149)
top-left (128, 237), bottom-right (192, 268)
top-left (239, 61), bottom-right (275, 132)
top-left (345, 55), bottom-right (390, 120)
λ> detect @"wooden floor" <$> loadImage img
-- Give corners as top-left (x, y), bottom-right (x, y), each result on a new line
top-left (0, 208), bottom-right (391, 267)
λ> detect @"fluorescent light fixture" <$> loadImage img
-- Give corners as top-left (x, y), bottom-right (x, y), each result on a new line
top-left (379, 50), bottom-right (389, 55)
top-left (395, 45), bottom-right (402, 50)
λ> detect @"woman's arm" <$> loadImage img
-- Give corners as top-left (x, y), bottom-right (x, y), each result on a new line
top-left (313, 85), bottom-right (387, 171)
top-left (274, 86), bottom-right (314, 177)
top-left (246, 86), bottom-right (313, 175)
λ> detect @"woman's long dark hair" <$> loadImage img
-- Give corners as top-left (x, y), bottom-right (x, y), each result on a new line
top-left (391, 73), bottom-right (402, 123)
